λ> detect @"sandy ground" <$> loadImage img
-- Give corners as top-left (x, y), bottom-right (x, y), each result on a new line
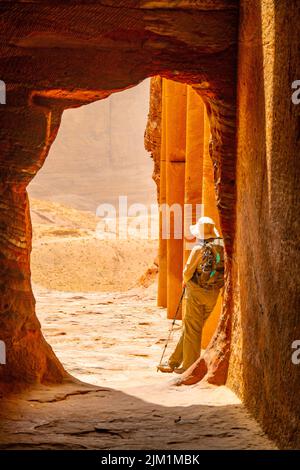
top-left (0, 284), bottom-right (276, 450)
top-left (30, 198), bottom-right (158, 292)
top-left (34, 283), bottom-right (178, 389)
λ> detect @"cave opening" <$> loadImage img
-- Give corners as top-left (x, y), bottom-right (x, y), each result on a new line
top-left (26, 77), bottom-right (223, 391)
top-left (27, 79), bottom-right (160, 389)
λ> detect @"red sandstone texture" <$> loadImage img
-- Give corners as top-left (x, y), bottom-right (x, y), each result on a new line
top-left (0, 0), bottom-right (299, 449)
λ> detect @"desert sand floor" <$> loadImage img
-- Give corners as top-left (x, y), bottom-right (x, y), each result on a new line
top-left (0, 284), bottom-right (276, 450)
top-left (30, 198), bottom-right (158, 292)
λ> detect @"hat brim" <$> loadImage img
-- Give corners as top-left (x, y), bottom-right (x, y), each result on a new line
top-left (189, 223), bottom-right (219, 239)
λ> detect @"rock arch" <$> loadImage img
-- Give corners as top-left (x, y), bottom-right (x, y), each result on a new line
top-left (0, 1), bottom-right (238, 392)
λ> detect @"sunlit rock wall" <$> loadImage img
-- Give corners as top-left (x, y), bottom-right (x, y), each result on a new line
top-left (146, 1), bottom-right (300, 449)
top-left (227, 0), bottom-right (300, 449)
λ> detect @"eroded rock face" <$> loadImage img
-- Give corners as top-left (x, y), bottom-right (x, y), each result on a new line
top-left (227, 0), bottom-right (300, 449)
top-left (0, 187), bottom-right (66, 392)
top-left (145, 77), bottom-right (162, 200)
top-left (193, 0), bottom-right (300, 450)
top-left (143, 0), bottom-right (300, 450)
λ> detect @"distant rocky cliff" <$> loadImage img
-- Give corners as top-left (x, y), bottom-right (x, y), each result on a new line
top-left (28, 79), bottom-right (156, 211)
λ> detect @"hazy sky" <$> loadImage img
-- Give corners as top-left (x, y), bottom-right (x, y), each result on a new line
top-left (29, 79), bottom-right (156, 212)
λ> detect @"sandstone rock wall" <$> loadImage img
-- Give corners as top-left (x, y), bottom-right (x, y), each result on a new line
top-left (226, 0), bottom-right (300, 449)
top-left (145, 77), bottom-right (162, 201)
top-left (144, 1), bottom-right (300, 449)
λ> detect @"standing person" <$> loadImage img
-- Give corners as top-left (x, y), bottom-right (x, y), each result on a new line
top-left (158, 217), bottom-right (224, 374)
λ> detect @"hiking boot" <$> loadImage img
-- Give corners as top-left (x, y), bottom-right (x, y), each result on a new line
top-left (173, 367), bottom-right (187, 374)
top-left (157, 363), bottom-right (175, 373)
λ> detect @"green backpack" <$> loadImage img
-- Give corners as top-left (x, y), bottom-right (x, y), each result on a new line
top-left (193, 240), bottom-right (225, 290)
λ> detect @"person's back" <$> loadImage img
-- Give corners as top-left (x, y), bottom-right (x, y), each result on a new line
top-left (188, 238), bottom-right (224, 291)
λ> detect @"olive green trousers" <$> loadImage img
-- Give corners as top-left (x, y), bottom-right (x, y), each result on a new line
top-left (168, 280), bottom-right (219, 370)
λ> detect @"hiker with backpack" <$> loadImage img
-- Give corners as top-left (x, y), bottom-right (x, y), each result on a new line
top-left (157, 216), bottom-right (224, 374)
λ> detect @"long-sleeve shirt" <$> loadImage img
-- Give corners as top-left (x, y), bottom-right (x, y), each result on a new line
top-left (183, 244), bottom-right (205, 284)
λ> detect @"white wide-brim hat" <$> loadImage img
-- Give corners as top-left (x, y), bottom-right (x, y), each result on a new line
top-left (190, 216), bottom-right (220, 239)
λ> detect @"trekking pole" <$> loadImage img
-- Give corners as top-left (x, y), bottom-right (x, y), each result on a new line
top-left (157, 287), bottom-right (185, 371)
